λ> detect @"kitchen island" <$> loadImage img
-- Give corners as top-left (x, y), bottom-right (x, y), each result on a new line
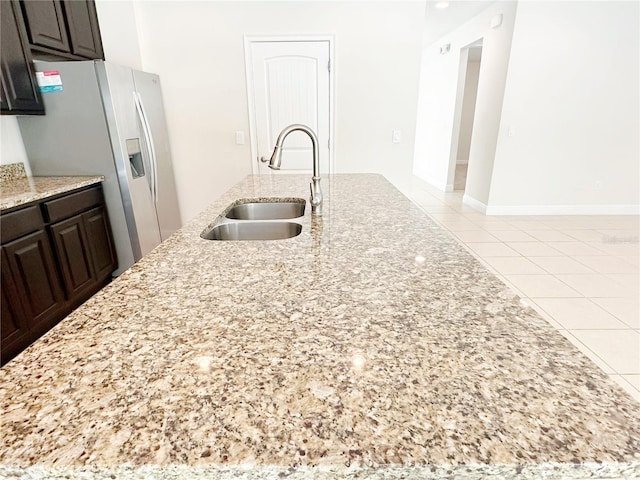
top-left (1, 174), bottom-right (639, 479)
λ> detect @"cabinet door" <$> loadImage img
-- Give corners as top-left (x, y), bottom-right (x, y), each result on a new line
top-left (19, 0), bottom-right (71, 53)
top-left (0, 78), bottom-right (9, 112)
top-left (1, 249), bottom-right (31, 365)
top-left (4, 230), bottom-right (66, 336)
top-left (50, 214), bottom-right (96, 299)
top-left (83, 207), bottom-right (117, 282)
top-left (0, 0), bottom-right (44, 115)
top-left (62, 0), bottom-right (103, 59)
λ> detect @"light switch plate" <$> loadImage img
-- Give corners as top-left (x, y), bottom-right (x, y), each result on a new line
top-left (392, 130), bottom-right (402, 143)
top-left (235, 131), bottom-right (245, 145)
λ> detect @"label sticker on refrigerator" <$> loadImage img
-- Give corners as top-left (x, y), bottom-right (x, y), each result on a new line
top-left (36, 71), bottom-right (63, 93)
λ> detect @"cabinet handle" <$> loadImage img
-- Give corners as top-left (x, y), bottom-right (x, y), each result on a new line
top-left (133, 92), bottom-right (158, 205)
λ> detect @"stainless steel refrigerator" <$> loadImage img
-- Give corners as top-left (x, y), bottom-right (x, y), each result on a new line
top-left (18, 60), bottom-right (182, 276)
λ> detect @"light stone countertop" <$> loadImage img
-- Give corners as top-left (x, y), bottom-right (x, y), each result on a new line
top-left (1, 174), bottom-right (639, 479)
top-left (0, 175), bottom-right (104, 211)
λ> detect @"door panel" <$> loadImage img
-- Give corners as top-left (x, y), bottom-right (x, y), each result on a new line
top-left (132, 70), bottom-right (182, 240)
top-left (99, 62), bottom-right (161, 259)
top-left (0, 1), bottom-right (45, 114)
top-left (250, 41), bottom-right (331, 175)
top-left (84, 207), bottom-right (117, 281)
top-left (4, 230), bottom-right (65, 334)
top-left (20, 0), bottom-right (71, 53)
top-left (50, 215), bottom-right (95, 298)
top-left (63, 0), bottom-right (104, 59)
top-left (1, 249), bottom-right (30, 364)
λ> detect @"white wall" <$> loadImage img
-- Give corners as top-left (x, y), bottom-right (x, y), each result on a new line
top-left (488, 1), bottom-right (640, 214)
top-left (126, 1), bottom-right (424, 221)
top-left (413, 1), bottom-right (517, 200)
top-left (0, 117), bottom-right (31, 175)
top-left (414, 0), bottom-right (639, 215)
top-left (94, 0), bottom-right (142, 69)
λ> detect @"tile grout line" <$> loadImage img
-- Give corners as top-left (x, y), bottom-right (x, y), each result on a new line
top-left (403, 185), bottom-right (639, 383)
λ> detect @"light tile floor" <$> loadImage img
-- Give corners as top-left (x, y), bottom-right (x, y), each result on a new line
top-left (392, 175), bottom-right (640, 402)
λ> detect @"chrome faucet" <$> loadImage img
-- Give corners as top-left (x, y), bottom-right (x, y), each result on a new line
top-left (261, 124), bottom-right (323, 215)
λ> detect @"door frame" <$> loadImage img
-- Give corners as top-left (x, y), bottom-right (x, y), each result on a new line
top-left (448, 38), bottom-right (483, 192)
top-left (244, 34), bottom-right (336, 175)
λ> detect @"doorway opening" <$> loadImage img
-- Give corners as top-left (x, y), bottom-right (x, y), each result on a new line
top-left (453, 40), bottom-right (483, 192)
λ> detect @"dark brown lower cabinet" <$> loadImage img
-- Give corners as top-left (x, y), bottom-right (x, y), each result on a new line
top-left (1, 249), bottom-right (31, 362)
top-left (0, 184), bottom-right (117, 365)
top-left (50, 205), bottom-right (116, 306)
top-left (83, 207), bottom-right (117, 283)
top-left (3, 230), bottom-right (66, 338)
top-left (50, 213), bottom-right (96, 301)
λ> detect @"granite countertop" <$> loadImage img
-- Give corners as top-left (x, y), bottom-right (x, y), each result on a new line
top-left (0, 165), bottom-right (104, 211)
top-left (1, 174), bottom-right (639, 479)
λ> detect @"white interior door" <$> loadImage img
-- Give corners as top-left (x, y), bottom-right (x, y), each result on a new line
top-left (249, 40), bottom-right (331, 175)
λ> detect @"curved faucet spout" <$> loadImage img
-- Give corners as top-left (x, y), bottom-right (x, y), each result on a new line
top-left (262, 124), bottom-right (323, 215)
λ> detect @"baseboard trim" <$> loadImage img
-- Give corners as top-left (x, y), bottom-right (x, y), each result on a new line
top-left (413, 169), bottom-right (448, 192)
top-left (462, 194), bottom-right (487, 214)
top-left (485, 204), bottom-right (640, 216)
top-left (461, 196), bottom-right (638, 215)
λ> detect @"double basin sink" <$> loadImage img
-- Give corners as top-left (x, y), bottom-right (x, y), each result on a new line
top-left (201, 198), bottom-right (305, 241)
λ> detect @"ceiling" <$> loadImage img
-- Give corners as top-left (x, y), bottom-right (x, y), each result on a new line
top-left (423, 1), bottom-right (496, 46)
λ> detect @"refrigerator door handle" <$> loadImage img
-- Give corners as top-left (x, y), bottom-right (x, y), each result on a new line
top-left (134, 91), bottom-right (158, 205)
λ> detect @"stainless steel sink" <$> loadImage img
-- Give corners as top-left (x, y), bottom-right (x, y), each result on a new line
top-left (225, 199), bottom-right (305, 220)
top-left (202, 198), bottom-right (305, 241)
top-left (201, 221), bottom-right (302, 241)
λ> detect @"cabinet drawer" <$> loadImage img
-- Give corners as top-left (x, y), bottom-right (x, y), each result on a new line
top-left (1, 206), bottom-right (44, 244)
top-left (43, 186), bottom-right (103, 223)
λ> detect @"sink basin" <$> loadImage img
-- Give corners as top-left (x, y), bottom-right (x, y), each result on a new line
top-left (201, 221), bottom-right (302, 241)
top-left (202, 198), bottom-right (305, 241)
top-left (225, 199), bottom-right (305, 220)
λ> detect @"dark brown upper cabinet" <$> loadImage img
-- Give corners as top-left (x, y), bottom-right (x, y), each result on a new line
top-left (18, 0), bottom-right (104, 60)
top-left (63, 0), bottom-right (104, 59)
top-left (20, 0), bottom-right (71, 53)
top-left (0, 0), bottom-right (44, 115)
top-left (1, 0), bottom-right (104, 115)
